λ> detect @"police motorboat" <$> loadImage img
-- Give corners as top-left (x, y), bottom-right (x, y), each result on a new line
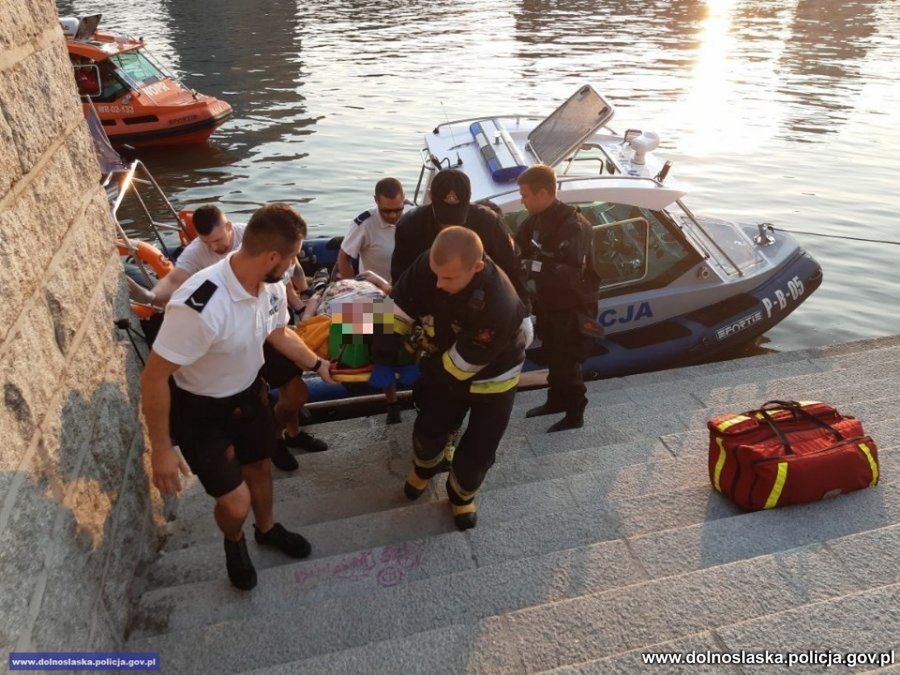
top-left (301, 84), bottom-right (822, 403)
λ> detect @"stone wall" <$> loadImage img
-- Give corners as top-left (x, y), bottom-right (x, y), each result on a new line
top-left (0, 0), bottom-right (162, 657)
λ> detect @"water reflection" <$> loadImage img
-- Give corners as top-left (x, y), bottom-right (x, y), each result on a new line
top-left (56, 0), bottom-right (900, 350)
top-left (776, 0), bottom-right (879, 141)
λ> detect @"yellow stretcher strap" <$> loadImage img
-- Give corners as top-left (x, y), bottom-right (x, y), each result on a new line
top-left (712, 437), bottom-right (727, 493)
top-left (859, 442), bottom-right (879, 486)
top-left (764, 462), bottom-right (789, 509)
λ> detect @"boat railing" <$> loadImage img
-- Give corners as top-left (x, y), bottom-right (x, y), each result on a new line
top-left (430, 114), bottom-right (546, 135)
top-left (110, 159), bottom-right (188, 285)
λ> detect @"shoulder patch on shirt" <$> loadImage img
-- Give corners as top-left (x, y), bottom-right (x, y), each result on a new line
top-left (353, 210), bottom-right (372, 226)
top-left (184, 280), bottom-right (218, 313)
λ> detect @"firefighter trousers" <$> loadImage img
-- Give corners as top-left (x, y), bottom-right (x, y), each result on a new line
top-left (412, 377), bottom-right (516, 505)
top-left (537, 309), bottom-right (594, 416)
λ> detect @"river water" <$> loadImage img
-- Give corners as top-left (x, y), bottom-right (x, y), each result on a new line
top-left (59, 0), bottom-right (900, 354)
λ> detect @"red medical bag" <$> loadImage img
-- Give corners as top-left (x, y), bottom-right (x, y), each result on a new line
top-left (707, 400), bottom-right (879, 511)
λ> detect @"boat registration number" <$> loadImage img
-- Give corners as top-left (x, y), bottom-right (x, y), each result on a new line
top-left (96, 105), bottom-right (135, 114)
top-left (761, 275), bottom-right (805, 319)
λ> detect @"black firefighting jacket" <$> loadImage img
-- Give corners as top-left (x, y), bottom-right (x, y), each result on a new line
top-left (376, 252), bottom-right (528, 393)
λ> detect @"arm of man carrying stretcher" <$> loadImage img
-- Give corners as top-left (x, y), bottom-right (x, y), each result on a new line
top-left (266, 327), bottom-right (337, 384)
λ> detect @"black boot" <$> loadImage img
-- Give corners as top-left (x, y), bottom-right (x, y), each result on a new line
top-left (525, 402), bottom-right (566, 418)
top-left (284, 430), bottom-right (328, 453)
top-left (224, 535), bottom-right (257, 590)
top-left (254, 522), bottom-right (312, 559)
top-left (404, 469), bottom-right (428, 501)
top-left (450, 502), bottom-right (477, 531)
top-left (547, 412), bottom-right (584, 433)
top-left (270, 438), bottom-right (299, 471)
top-left (386, 402), bottom-right (402, 425)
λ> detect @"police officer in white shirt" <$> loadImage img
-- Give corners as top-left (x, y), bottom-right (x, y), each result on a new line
top-left (141, 204), bottom-right (336, 591)
top-left (145, 204), bottom-right (323, 472)
top-left (336, 177), bottom-right (411, 283)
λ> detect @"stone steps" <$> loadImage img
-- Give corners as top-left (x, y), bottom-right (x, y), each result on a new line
top-left (130, 518), bottom-right (900, 673)
top-left (126, 336), bottom-right (900, 671)
top-left (132, 450), bottom-right (900, 641)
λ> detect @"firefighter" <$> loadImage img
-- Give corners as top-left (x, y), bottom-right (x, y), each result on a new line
top-left (514, 164), bottom-right (601, 432)
top-left (374, 227), bottom-right (529, 530)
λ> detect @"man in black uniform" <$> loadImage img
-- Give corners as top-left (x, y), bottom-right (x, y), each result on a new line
top-left (390, 169), bottom-right (527, 302)
top-left (375, 227), bottom-right (528, 530)
top-left (515, 164), bottom-right (600, 432)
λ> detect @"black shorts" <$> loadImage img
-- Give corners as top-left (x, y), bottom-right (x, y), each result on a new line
top-left (170, 378), bottom-right (278, 498)
top-left (260, 342), bottom-right (302, 388)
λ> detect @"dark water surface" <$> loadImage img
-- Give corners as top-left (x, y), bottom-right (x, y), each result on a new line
top-left (59, 0), bottom-right (900, 354)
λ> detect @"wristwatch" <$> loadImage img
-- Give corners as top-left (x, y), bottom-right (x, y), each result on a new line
top-left (311, 358), bottom-right (323, 372)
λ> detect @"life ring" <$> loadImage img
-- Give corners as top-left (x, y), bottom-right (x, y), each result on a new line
top-left (330, 363), bottom-right (373, 383)
top-left (118, 240), bottom-right (173, 279)
top-left (178, 209), bottom-right (197, 246)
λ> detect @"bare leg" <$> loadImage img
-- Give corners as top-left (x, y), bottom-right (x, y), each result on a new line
top-left (241, 458), bottom-right (274, 533)
top-left (275, 375), bottom-right (307, 437)
top-left (214, 477), bottom-right (252, 542)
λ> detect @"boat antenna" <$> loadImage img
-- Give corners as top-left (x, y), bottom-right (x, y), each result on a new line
top-left (440, 101), bottom-right (462, 167)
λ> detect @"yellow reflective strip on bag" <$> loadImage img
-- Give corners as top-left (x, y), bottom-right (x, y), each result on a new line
top-left (712, 437), bottom-right (727, 493)
top-left (442, 350), bottom-right (476, 381)
top-left (716, 415), bottom-right (751, 432)
top-left (763, 462), bottom-right (789, 509)
top-left (470, 375), bottom-right (519, 394)
top-left (859, 442), bottom-right (879, 486)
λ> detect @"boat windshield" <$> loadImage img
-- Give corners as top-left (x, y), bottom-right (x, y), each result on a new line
top-left (504, 201), bottom-right (696, 291)
top-left (108, 50), bottom-right (165, 88)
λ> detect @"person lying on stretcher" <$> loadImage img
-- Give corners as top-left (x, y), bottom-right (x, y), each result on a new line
top-left (294, 272), bottom-right (418, 424)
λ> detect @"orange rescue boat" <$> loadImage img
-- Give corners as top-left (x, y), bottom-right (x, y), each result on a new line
top-left (62, 14), bottom-right (232, 147)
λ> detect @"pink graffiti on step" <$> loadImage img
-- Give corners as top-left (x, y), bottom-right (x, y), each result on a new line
top-left (293, 540), bottom-right (424, 590)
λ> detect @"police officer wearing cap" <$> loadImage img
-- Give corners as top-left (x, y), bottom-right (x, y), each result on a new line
top-left (141, 204), bottom-right (336, 591)
top-left (515, 164), bottom-right (601, 432)
top-left (374, 226), bottom-right (529, 530)
top-left (390, 168), bottom-right (527, 303)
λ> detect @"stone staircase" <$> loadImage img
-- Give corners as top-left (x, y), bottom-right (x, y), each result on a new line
top-left (127, 336), bottom-right (900, 672)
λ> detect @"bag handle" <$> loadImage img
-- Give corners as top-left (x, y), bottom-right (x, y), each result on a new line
top-left (757, 400), bottom-right (844, 454)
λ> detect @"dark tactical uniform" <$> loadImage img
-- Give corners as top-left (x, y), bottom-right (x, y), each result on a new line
top-left (390, 202), bottom-right (528, 302)
top-left (515, 199), bottom-right (600, 419)
top-left (375, 252), bottom-right (528, 508)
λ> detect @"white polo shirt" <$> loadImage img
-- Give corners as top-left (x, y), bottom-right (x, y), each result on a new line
top-left (153, 254), bottom-right (289, 397)
top-left (175, 222), bottom-right (246, 276)
top-left (340, 204), bottom-right (411, 280)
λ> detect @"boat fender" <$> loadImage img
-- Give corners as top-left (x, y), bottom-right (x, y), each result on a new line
top-left (469, 119), bottom-right (527, 183)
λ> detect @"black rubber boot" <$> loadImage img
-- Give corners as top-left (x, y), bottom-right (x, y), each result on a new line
top-left (386, 402), bottom-right (402, 425)
top-left (224, 535), bottom-right (257, 591)
top-left (547, 413), bottom-right (584, 433)
top-left (525, 402), bottom-right (566, 418)
top-left (404, 469), bottom-right (428, 501)
top-left (451, 502), bottom-right (477, 531)
top-left (254, 522), bottom-right (312, 559)
top-left (284, 430), bottom-right (328, 453)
